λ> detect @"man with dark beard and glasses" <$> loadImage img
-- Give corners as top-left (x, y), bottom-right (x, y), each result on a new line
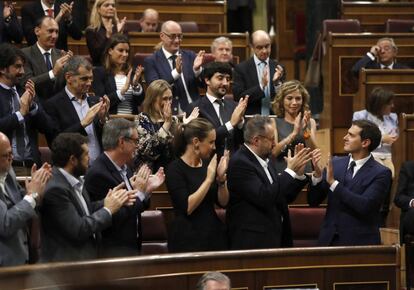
top-left (186, 62), bottom-right (248, 157)
top-left (0, 43), bottom-right (54, 175)
top-left (40, 133), bottom-right (135, 262)
top-left (226, 115), bottom-right (314, 250)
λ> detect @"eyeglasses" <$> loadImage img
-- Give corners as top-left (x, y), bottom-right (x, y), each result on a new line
top-left (0, 152), bottom-right (13, 159)
top-left (124, 137), bottom-right (139, 146)
top-left (163, 32), bottom-right (183, 40)
top-left (257, 135), bottom-right (275, 143)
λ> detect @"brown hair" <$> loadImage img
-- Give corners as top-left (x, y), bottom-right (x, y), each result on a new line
top-left (366, 87), bottom-right (394, 120)
top-left (142, 80), bottom-right (172, 121)
top-left (102, 33), bottom-right (131, 74)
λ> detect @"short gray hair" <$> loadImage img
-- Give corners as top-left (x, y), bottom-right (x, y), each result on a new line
top-left (102, 118), bottom-right (136, 150)
top-left (244, 115), bottom-right (273, 144)
top-left (63, 55), bottom-right (92, 75)
top-left (211, 36), bottom-right (232, 52)
top-left (196, 272), bottom-right (231, 290)
top-left (377, 37), bottom-right (398, 51)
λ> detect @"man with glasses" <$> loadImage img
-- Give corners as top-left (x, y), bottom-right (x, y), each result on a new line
top-left (226, 115), bottom-right (314, 250)
top-left (144, 20), bottom-right (205, 115)
top-left (233, 30), bottom-right (286, 116)
top-left (84, 118), bottom-right (165, 258)
top-left (352, 37), bottom-right (408, 76)
top-left (44, 56), bottom-right (109, 164)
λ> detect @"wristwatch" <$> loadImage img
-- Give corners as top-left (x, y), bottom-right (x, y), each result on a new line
top-left (31, 192), bottom-right (39, 202)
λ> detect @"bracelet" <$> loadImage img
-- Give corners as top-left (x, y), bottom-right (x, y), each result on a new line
top-left (217, 179), bottom-right (226, 187)
top-left (4, 16), bottom-right (11, 23)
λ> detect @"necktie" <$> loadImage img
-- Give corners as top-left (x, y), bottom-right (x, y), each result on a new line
top-left (343, 161), bottom-right (356, 185)
top-left (169, 55), bottom-right (177, 69)
top-left (44, 52), bottom-right (53, 71)
top-left (258, 61), bottom-right (270, 115)
top-left (10, 88), bottom-right (26, 158)
top-left (46, 9), bottom-right (53, 17)
top-left (215, 99), bottom-right (227, 125)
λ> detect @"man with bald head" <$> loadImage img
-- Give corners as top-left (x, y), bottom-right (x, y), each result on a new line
top-left (233, 30), bottom-right (286, 115)
top-left (138, 8), bottom-right (159, 32)
top-left (144, 20), bottom-right (204, 114)
top-left (0, 132), bottom-right (51, 266)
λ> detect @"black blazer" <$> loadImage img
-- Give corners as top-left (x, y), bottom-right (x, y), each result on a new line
top-left (21, 0), bottom-right (82, 51)
top-left (92, 66), bottom-right (144, 114)
top-left (84, 153), bottom-right (148, 258)
top-left (226, 145), bottom-right (307, 250)
top-left (394, 161), bottom-right (414, 241)
top-left (352, 55), bottom-right (409, 76)
top-left (233, 57), bottom-right (285, 115)
top-left (43, 89), bottom-right (104, 148)
top-left (40, 167), bottom-right (111, 262)
top-left (186, 96), bottom-right (242, 157)
top-left (0, 85), bottom-right (54, 165)
top-left (0, 2), bottom-right (23, 44)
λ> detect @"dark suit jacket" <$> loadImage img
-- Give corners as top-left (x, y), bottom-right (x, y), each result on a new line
top-left (21, 0), bottom-right (82, 51)
top-left (92, 66), bottom-right (145, 114)
top-left (233, 57), bottom-right (285, 115)
top-left (21, 44), bottom-right (65, 105)
top-left (186, 96), bottom-right (243, 156)
top-left (43, 89), bottom-right (103, 148)
top-left (352, 55), bottom-right (409, 76)
top-left (0, 85), bottom-right (54, 165)
top-left (144, 49), bottom-right (201, 114)
top-left (226, 145), bottom-right (307, 250)
top-left (0, 2), bottom-right (23, 44)
top-left (0, 169), bottom-right (35, 266)
top-left (84, 153), bottom-right (147, 258)
top-left (40, 167), bottom-right (111, 262)
top-left (308, 155), bottom-right (392, 246)
top-left (394, 161), bottom-right (414, 241)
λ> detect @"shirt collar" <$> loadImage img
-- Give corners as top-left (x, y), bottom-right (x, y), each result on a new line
top-left (380, 62), bottom-right (394, 69)
top-left (206, 93), bottom-right (221, 105)
top-left (58, 167), bottom-right (83, 188)
top-left (253, 54), bottom-right (269, 66)
top-left (40, 1), bottom-right (54, 12)
top-left (104, 152), bottom-right (128, 173)
top-left (0, 82), bottom-right (14, 91)
top-left (36, 42), bottom-right (52, 55)
top-left (0, 172), bottom-right (7, 185)
top-left (162, 46), bottom-right (179, 60)
top-left (348, 153), bottom-right (371, 170)
top-left (244, 143), bottom-right (270, 168)
top-left (65, 86), bottom-right (87, 102)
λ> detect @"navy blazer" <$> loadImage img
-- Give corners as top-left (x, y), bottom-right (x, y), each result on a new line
top-left (233, 57), bottom-right (285, 115)
top-left (308, 155), bottom-right (392, 246)
top-left (43, 89), bottom-right (103, 148)
top-left (84, 153), bottom-right (148, 258)
top-left (186, 96), bottom-right (242, 157)
top-left (92, 66), bottom-right (144, 114)
top-left (226, 145), bottom-right (307, 250)
top-left (21, 0), bottom-right (82, 51)
top-left (352, 55), bottom-right (409, 76)
top-left (144, 49), bottom-right (200, 114)
top-left (0, 85), bottom-right (54, 165)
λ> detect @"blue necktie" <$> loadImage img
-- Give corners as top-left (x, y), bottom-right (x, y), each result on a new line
top-left (258, 61), bottom-right (270, 115)
top-left (344, 161), bottom-right (356, 185)
top-left (44, 52), bottom-right (53, 71)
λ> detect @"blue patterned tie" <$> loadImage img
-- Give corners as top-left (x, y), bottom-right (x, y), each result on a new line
top-left (344, 161), bottom-right (356, 185)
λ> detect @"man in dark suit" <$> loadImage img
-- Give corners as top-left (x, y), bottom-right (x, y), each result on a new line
top-left (352, 37), bottom-right (409, 76)
top-left (233, 30), bottom-right (286, 116)
top-left (0, 132), bottom-right (51, 267)
top-left (21, 16), bottom-right (73, 105)
top-left (21, 0), bottom-right (82, 51)
top-left (84, 118), bottom-right (165, 258)
top-left (0, 1), bottom-right (23, 44)
top-left (44, 56), bottom-right (110, 163)
top-left (187, 62), bottom-right (248, 156)
top-left (144, 20), bottom-right (204, 115)
top-left (40, 132), bottom-right (133, 262)
top-left (309, 120), bottom-right (392, 246)
top-left (0, 43), bottom-right (54, 173)
top-left (226, 115), bottom-right (312, 250)
top-left (394, 161), bottom-right (414, 243)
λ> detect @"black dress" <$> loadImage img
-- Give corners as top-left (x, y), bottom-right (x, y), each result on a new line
top-left (166, 158), bottom-right (228, 252)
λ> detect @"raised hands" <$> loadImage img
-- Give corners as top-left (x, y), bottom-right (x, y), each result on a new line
top-left (53, 50), bottom-right (73, 75)
top-left (104, 182), bottom-right (136, 213)
top-left (285, 143), bottom-right (312, 176)
top-left (118, 17), bottom-right (127, 33)
top-left (325, 154), bottom-right (335, 185)
top-left (216, 150), bottom-right (229, 183)
top-left (230, 95), bottom-right (249, 127)
top-left (261, 65), bottom-right (269, 88)
top-left (130, 164), bottom-right (151, 193)
top-left (193, 50), bottom-right (205, 71)
top-left (272, 65), bottom-right (284, 83)
top-left (183, 107), bottom-right (200, 125)
top-left (81, 101), bottom-right (103, 127)
top-left (206, 154), bottom-right (218, 184)
top-left (55, 1), bottom-right (74, 23)
top-left (175, 54), bottom-right (182, 74)
top-left (3, 1), bottom-right (15, 19)
top-left (145, 167), bottom-right (165, 193)
top-left (20, 79), bottom-right (36, 116)
top-left (25, 163), bottom-right (53, 203)
top-left (98, 95), bottom-right (110, 122)
top-left (311, 148), bottom-right (323, 178)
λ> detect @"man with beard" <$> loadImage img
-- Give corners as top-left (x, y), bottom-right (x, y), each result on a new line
top-left (0, 43), bottom-right (54, 175)
top-left (233, 30), bottom-right (285, 115)
top-left (309, 120), bottom-right (392, 246)
top-left (40, 133), bottom-right (135, 262)
top-left (186, 62), bottom-right (248, 156)
top-left (44, 56), bottom-right (110, 164)
top-left (85, 119), bottom-right (165, 257)
top-left (226, 115), bottom-right (313, 249)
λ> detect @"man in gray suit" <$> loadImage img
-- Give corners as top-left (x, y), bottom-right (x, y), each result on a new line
top-left (0, 132), bottom-right (51, 267)
top-left (21, 16), bottom-right (72, 105)
top-left (40, 133), bottom-right (135, 262)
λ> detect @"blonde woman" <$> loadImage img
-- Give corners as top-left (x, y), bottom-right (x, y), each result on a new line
top-left (85, 0), bottom-right (127, 66)
top-left (271, 80), bottom-right (317, 172)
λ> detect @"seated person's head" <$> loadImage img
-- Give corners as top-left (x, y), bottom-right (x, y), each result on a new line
top-left (160, 20), bottom-right (182, 54)
top-left (35, 16), bottom-right (59, 50)
top-left (346, 120), bottom-right (382, 154)
top-left (366, 87), bottom-right (395, 119)
top-left (202, 61), bottom-right (232, 98)
top-left (0, 43), bottom-right (26, 86)
top-left (63, 56), bottom-right (93, 98)
top-left (211, 37), bottom-right (233, 63)
top-left (140, 8), bottom-right (159, 32)
top-left (272, 80), bottom-right (310, 118)
top-left (142, 79), bottom-right (172, 120)
top-left (103, 33), bottom-right (131, 72)
top-left (196, 271), bottom-right (231, 290)
top-left (376, 37), bottom-right (397, 66)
